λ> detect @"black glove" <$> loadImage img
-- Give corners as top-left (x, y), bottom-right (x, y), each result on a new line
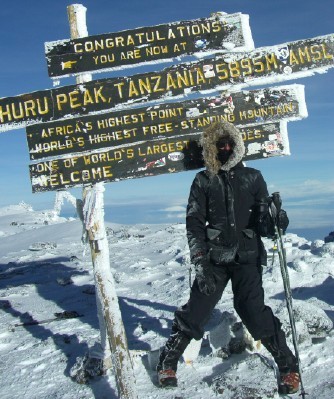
top-left (194, 259), bottom-right (216, 296)
top-left (277, 209), bottom-right (289, 233)
top-left (270, 192), bottom-right (289, 234)
top-left (255, 201), bottom-right (275, 238)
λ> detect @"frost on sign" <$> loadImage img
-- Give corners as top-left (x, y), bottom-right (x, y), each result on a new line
top-left (0, 33), bottom-right (332, 133)
top-left (45, 12), bottom-right (254, 77)
top-left (25, 84), bottom-right (306, 161)
top-left (29, 122), bottom-right (289, 193)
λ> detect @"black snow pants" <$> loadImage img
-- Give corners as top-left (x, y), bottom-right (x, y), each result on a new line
top-left (175, 263), bottom-right (281, 341)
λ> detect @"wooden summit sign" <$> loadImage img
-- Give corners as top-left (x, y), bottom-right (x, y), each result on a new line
top-left (45, 12), bottom-right (253, 77)
top-left (30, 122), bottom-right (288, 192)
top-left (26, 84), bottom-right (306, 160)
top-left (0, 33), bottom-right (333, 133)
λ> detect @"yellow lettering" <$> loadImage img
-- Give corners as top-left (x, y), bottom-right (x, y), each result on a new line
top-left (176, 70), bottom-right (190, 87)
top-left (50, 175), bottom-right (60, 186)
top-left (74, 43), bottom-right (83, 53)
top-left (241, 58), bottom-right (253, 75)
top-left (216, 63), bottom-right (229, 81)
top-left (56, 94), bottom-right (68, 111)
top-left (168, 28), bottom-right (176, 39)
top-left (135, 32), bottom-right (145, 43)
top-left (298, 46), bottom-right (311, 63)
top-left (196, 68), bottom-right (206, 84)
top-left (289, 50), bottom-right (299, 65)
top-left (71, 171), bottom-right (81, 182)
top-left (152, 76), bottom-right (164, 92)
top-left (212, 20), bottom-right (222, 33)
top-left (127, 35), bottom-right (135, 46)
top-left (253, 57), bottom-right (264, 73)
top-left (115, 37), bottom-right (125, 47)
top-left (310, 44), bottom-right (322, 60)
top-left (284, 102), bottom-right (293, 113)
top-left (129, 80), bottom-right (139, 97)
top-left (36, 98), bottom-right (49, 115)
top-left (126, 149), bottom-right (134, 158)
top-left (176, 26), bottom-right (186, 37)
top-left (0, 104), bottom-right (12, 122)
top-left (103, 166), bottom-right (113, 178)
top-left (69, 91), bottom-right (81, 109)
top-left (94, 86), bottom-right (107, 103)
top-left (166, 74), bottom-right (177, 90)
top-left (265, 53), bottom-right (278, 70)
top-left (83, 89), bottom-right (94, 105)
top-left (321, 43), bottom-right (333, 59)
top-left (229, 61), bottom-right (240, 78)
top-left (41, 129), bottom-right (49, 138)
top-left (138, 78), bottom-right (152, 94)
top-left (24, 100), bottom-right (37, 117)
top-left (114, 82), bottom-right (125, 98)
top-left (12, 102), bottom-right (24, 119)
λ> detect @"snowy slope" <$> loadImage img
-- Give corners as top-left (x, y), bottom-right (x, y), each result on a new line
top-left (0, 203), bottom-right (333, 399)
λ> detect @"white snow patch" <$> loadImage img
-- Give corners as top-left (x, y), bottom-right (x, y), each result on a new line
top-left (0, 204), bottom-right (333, 398)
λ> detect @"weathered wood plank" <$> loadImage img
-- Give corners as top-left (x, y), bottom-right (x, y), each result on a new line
top-left (2, 34), bottom-right (331, 133)
top-left (45, 12), bottom-right (253, 77)
top-left (29, 122), bottom-right (289, 192)
top-left (26, 84), bottom-right (305, 160)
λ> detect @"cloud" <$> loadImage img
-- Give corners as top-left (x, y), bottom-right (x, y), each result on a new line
top-left (162, 206), bottom-right (186, 212)
top-left (268, 179), bottom-right (334, 229)
top-left (165, 213), bottom-right (185, 219)
top-left (288, 208), bottom-right (334, 229)
top-left (287, 197), bottom-right (334, 207)
top-left (269, 179), bottom-right (334, 200)
top-left (105, 197), bottom-right (184, 208)
top-left (159, 205), bottom-right (186, 220)
top-left (104, 179), bottom-right (333, 229)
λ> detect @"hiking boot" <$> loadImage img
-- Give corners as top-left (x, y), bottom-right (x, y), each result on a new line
top-left (262, 331), bottom-right (298, 374)
top-left (158, 369), bottom-right (177, 388)
top-left (157, 321), bottom-right (191, 373)
top-left (279, 372), bottom-right (300, 394)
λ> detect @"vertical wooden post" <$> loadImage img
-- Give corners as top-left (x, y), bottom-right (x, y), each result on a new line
top-left (67, 5), bottom-right (138, 399)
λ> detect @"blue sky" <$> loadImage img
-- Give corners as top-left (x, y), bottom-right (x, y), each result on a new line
top-left (0, 0), bottom-right (333, 240)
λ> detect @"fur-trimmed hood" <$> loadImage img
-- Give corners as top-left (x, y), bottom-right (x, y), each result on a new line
top-left (201, 121), bottom-right (245, 174)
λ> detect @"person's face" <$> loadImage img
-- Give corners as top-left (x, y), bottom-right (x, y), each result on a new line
top-left (216, 138), bottom-right (234, 164)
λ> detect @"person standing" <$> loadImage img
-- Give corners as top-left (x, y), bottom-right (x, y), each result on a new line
top-left (157, 121), bottom-right (300, 395)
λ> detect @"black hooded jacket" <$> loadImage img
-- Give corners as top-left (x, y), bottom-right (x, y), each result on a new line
top-left (186, 121), bottom-right (269, 266)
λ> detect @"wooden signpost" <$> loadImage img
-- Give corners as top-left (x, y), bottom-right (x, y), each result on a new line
top-left (45, 12), bottom-right (254, 77)
top-left (0, 33), bottom-right (333, 132)
top-left (66, 6), bottom-right (137, 399)
top-left (26, 84), bottom-right (306, 160)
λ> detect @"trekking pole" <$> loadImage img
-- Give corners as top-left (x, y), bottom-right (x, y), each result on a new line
top-left (269, 192), bottom-right (307, 398)
top-left (13, 311), bottom-right (83, 327)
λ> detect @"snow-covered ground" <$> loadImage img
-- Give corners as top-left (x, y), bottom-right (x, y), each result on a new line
top-left (0, 203), bottom-right (333, 399)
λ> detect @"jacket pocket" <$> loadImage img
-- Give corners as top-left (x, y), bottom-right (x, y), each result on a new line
top-left (236, 229), bottom-right (258, 264)
top-left (206, 227), bottom-right (238, 264)
top-left (206, 227), bottom-right (222, 241)
top-left (209, 245), bottom-right (238, 264)
top-left (235, 250), bottom-right (256, 264)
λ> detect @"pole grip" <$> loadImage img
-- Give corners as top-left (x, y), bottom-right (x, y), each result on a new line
top-left (271, 192), bottom-right (282, 212)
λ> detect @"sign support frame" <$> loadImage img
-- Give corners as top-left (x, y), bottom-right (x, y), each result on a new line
top-left (67, 5), bottom-right (138, 399)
